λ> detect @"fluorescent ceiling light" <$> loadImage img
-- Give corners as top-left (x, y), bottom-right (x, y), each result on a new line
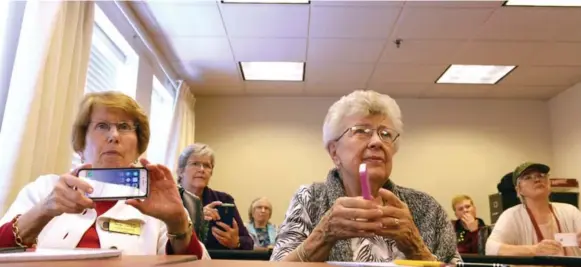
top-left (240, 62), bottom-right (305, 81)
top-left (436, 65), bottom-right (516, 84)
top-left (504, 0), bottom-right (581, 7)
top-left (222, 0), bottom-right (309, 3)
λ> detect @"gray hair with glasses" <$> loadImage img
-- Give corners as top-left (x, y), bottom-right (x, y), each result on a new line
top-left (177, 143), bottom-right (216, 183)
top-left (322, 90), bottom-right (403, 152)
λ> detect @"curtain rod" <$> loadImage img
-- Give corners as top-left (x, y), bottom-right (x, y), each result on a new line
top-left (113, 0), bottom-right (179, 93)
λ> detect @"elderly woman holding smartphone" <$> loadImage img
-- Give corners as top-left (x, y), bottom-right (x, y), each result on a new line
top-left (0, 91), bottom-right (208, 258)
top-left (270, 90), bottom-right (459, 263)
top-left (177, 143), bottom-right (253, 250)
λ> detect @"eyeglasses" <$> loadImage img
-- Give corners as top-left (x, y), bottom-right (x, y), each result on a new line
top-left (187, 161), bottom-right (213, 171)
top-left (336, 125), bottom-right (400, 144)
top-left (90, 121), bottom-right (137, 134)
top-left (519, 172), bottom-right (549, 181)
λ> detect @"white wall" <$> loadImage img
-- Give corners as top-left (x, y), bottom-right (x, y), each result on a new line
top-left (549, 82), bottom-right (581, 180)
top-left (195, 96), bottom-right (553, 225)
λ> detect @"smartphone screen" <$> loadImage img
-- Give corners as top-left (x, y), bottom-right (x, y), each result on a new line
top-left (78, 168), bottom-right (149, 200)
top-left (212, 203), bottom-right (235, 230)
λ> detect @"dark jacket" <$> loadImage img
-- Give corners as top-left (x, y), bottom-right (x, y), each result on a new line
top-left (200, 186), bottom-right (253, 250)
top-left (452, 218), bottom-right (491, 255)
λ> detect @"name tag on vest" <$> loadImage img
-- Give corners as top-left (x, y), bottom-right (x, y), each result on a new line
top-left (103, 219), bottom-right (142, 236)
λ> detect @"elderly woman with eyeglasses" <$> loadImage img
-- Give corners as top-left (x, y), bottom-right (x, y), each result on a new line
top-left (0, 92), bottom-right (208, 258)
top-left (270, 90), bottom-right (459, 263)
top-left (177, 144), bottom-right (253, 250)
top-left (486, 162), bottom-right (581, 257)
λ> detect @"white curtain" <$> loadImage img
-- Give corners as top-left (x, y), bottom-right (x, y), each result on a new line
top-left (164, 81), bottom-right (196, 177)
top-left (0, 1), bottom-right (94, 214)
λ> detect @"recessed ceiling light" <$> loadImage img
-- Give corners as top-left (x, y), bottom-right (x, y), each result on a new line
top-left (240, 62), bottom-right (305, 81)
top-left (436, 65), bottom-right (516, 84)
top-left (222, 0), bottom-right (309, 3)
top-left (504, 0), bottom-right (581, 7)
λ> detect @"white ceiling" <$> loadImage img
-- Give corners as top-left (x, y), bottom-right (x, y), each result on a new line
top-left (130, 0), bottom-right (581, 99)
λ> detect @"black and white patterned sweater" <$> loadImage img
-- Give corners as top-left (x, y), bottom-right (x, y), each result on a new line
top-left (270, 168), bottom-right (461, 263)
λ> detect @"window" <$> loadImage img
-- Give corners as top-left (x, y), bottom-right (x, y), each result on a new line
top-left (72, 5), bottom-right (140, 167)
top-left (147, 76), bottom-right (175, 164)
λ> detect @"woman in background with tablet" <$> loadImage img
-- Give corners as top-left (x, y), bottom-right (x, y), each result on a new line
top-left (270, 90), bottom-right (459, 263)
top-left (486, 162), bottom-right (581, 257)
top-left (176, 143), bottom-right (253, 250)
top-left (0, 91), bottom-right (209, 258)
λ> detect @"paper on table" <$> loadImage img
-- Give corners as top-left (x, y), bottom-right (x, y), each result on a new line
top-left (327, 261), bottom-right (400, 267)
top-left (0, 248), bottom-right (122, 262)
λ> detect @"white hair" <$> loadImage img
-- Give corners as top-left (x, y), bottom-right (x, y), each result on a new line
top-left (322, 90), bottom-right (403, 152)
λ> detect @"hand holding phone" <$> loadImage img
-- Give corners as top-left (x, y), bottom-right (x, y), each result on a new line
top-left (77, 167), bottom-right (149, 200)
top-left (211, 203), bottom-right (236, 231)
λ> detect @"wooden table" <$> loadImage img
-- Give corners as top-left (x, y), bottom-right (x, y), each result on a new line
top-left (3, 258), bottom-right (329, 267)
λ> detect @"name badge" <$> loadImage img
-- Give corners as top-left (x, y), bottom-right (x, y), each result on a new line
top-left (104, 219), bottom-right (142, 236)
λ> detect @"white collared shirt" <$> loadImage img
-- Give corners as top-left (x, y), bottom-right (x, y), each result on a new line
top-left (0, 174), bottom-right (210, 258)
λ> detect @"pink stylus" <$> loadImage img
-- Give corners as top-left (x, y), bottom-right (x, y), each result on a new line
top-left (359, 163), bottom-right (372, 200)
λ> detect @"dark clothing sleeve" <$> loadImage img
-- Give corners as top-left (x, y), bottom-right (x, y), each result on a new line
top-left (201, 187), bottom-right (254, 250)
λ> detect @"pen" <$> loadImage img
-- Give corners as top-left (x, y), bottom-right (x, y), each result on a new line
top-left (393, 259), bottom-right (445, 267)
top-left (455, 263), bottom-right (505, 267)
top-left (359, 163), bottom-right (372, 200)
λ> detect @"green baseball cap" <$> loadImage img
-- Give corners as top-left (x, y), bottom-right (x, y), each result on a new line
top-left (512, 162), bottom-right (550, 186)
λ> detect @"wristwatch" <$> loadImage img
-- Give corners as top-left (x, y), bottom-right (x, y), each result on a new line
top-left (167, 221), bottom-right (192, 241)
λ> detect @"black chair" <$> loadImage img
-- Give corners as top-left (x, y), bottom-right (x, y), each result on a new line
top-left (208, 249), bottom-right (272, 261)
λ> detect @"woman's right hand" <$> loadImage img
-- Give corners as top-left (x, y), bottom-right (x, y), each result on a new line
top-left (203, 201), bottom-right (222, 221)
top-left (534, 239), bottom-right (564, 256)
top-left (40, 164), bottom-right (95, 218)
top-left (318, 196), bottom-right (384, 243)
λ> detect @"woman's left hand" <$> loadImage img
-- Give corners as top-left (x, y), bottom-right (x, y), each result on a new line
top-left (374, 188), bottom-right (434, 260)
top-left (211, 220), bottom-right (240, 249)
top-left (126, 158), bottom-right (189, 232)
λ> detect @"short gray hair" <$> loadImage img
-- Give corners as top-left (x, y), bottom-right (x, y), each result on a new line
top-left (322, 90), bottom-right (403, 152)
top-left (177, 143), bottom-right (215, 183)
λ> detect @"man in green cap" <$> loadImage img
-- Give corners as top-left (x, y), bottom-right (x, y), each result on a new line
top-left (486, 162), bottom-right (581, 257)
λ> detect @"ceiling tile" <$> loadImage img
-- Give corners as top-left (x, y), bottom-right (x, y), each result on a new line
top-left (178, 60), bottom-right (241, 86)
top-left (477, 8), bottom-right (581, 42)
top-left (531, 42), bottom-right (581, 66)
top-left (305, 63), bottom-right (375, 85)
top-left (370, 64), bottom-right (447, 84)
top-left (500, 66), bottom-right (581, 86)
top-left (404, 1), bottom-right (503, 8)
top-left (391, 7), bottom-right (494, 39)
top-left (311, 0), bottom-right (404, 7)
top-left (367, 83), bottom-right (430, 98)
top-left (380, 40), bottom-right (463, 64)
top-left (245, 81), bottom-right (305, 96)
top-left (219, 4), bottom-right (309, 38)
top-left (487, 85), bottom-right (568, 100)
top-left (143, 2), bottom-right (226, 37)
top-left (190, 84), bottom-right (245, 96)
top-left (421, 84), bottom-right (493, 99)
top-left (166, 37), bottom-right (233, 62)
top-left (230, 38), bottom-right (307, 62)
top-left (304, 82), bottom-right (365, 96)
top-left (309, 6), bottom-right (401, 38)
top-left (307, 39), bottom-right (385, 63)
top-left (453, 41), bottom-right (544, 65)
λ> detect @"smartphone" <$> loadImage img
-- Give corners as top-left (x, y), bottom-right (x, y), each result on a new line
top-left (212, 203), bottom-right (236, 230)
top-left (77, 167), bottom-right (149, 200)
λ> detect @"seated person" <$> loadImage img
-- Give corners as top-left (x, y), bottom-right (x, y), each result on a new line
top-left (177, 143), bottom-right (253, 250)
top-left (451, 195), bottom-right (489, 254)
top-left (0, 91), bottom-right (208, 258)
top-left (246, 197), bottom-right (277, 250)
top-left (486, 162), bottom-right (581, 256)
top-left (270, 90), bottom-right (459, 263)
